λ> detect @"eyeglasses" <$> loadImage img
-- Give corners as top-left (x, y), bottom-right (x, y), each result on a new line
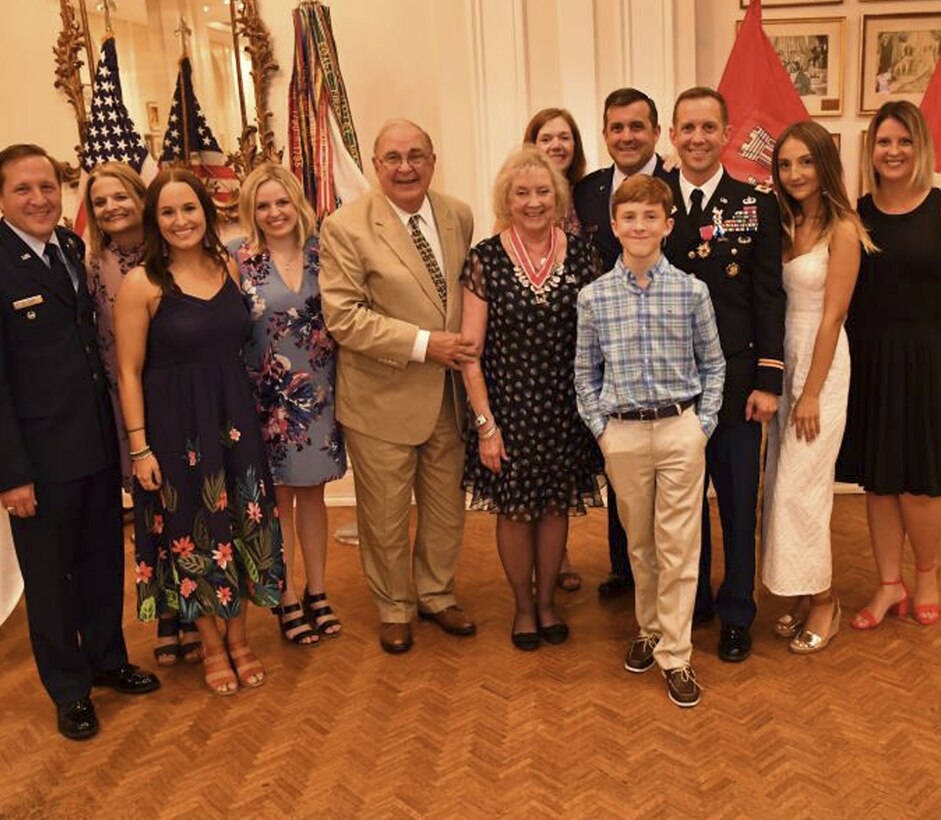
top-left (376, 151), bottom-right (432, 169)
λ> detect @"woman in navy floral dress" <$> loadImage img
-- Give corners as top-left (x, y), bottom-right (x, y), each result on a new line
top-left (230, 164), bottom-right (346, 647)
top-left (115, 169), bottom-right (284, 695)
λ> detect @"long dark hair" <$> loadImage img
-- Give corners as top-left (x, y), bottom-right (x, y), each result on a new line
top-left (142, 168), bottom-right (229, 294)
top-left (772, 121), bottom-right (876, 255)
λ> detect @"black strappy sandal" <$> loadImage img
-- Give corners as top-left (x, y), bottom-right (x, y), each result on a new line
top-left (271, 601), bottom-right (320, 646)
top-left (303, 588), bottom-right (342, 638)
top-left (153, 615), bottom-right (181, 666)
top-left (179, 620), bottom-right (203, 663)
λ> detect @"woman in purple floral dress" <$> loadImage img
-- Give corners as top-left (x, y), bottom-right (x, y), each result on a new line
top-left (115, 169), bottom-right (284, 695)
top-left (230, 164), bottom-right (346, 648)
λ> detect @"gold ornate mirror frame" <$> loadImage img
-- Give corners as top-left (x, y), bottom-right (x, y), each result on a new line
top-left (52, 0), bottom-right (282, 192)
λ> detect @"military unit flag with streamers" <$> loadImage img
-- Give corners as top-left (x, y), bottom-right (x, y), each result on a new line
top-left (289, 0), bottom-right (368, 220)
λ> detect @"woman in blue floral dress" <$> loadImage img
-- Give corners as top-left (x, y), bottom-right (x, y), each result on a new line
top-left (115, 169), bottom-right (284, 695)
top-left (230, 164), bottom-right (346, 647)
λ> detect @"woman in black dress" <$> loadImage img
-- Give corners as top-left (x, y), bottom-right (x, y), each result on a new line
top-left (840, 101), bottom-right (941, 629)
top-left (115, 170), bottom-right (285, 694)
top-left (524, 107), bottom-right (588, 592)
top-left (460, 146), bottom-right (603, 650)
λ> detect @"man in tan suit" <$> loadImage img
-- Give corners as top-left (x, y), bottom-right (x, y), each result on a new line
top-left (320, 120), bottom-right (476, 654)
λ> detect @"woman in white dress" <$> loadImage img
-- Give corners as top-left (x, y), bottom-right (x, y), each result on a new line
top-left (762, 121), bottom-right (875, 654)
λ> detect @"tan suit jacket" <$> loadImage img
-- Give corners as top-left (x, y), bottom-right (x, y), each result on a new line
top-left (320, 188), bottom-right (474, 445)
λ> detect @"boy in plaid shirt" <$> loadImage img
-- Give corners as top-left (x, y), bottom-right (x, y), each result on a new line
top-left (574, 175), bottom-right (724, 707)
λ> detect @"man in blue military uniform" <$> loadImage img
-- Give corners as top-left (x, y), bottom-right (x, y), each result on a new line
top-left (663, 88), bottom-right (786, 662)
top-left (0, 144), bottom-right (158, 739)
top-left (573, 87), bottom-right (676, 599)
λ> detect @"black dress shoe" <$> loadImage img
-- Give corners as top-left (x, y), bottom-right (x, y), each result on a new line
top-left (538, 620), bottom-right (570, 645)
top-left (511, 630), bottom-right (540, 651)
top-left (92, 663), bottom-right (161, 695)
top-left (597, 573), bottom-right (633, 599)
top-left (57, 698), bottom-right (98, 741)
top-left (718, 625), bottom-right (752, 662)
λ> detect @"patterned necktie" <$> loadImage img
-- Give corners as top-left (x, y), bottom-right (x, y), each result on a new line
top-left (688, 188), bottom-right (704, 224)
top-left (45, 243), bottom-right (77, 293)
top-left (408, 215), bottom-right (447, 308)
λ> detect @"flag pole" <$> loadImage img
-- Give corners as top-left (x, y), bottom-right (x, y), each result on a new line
top-left (102, 0), bottom-right (113, 35)
top-left (75, 0), bottom-right (96, 77)
top-left (228, 0), bottom-right (249, 136)
top-left (175, 17), bottom-right (193, 166)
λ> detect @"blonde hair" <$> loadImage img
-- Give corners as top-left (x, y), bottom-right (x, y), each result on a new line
top-left (863, 100), bottom-right (936, 194)
top-left (772, 121), bottom-right (876, 254)
top-left (84, 162), bottom-right (146, 256)
top-left (238, 163), bottom-right (317, 253)
top-left (492, 145), bottom-right (570, 231)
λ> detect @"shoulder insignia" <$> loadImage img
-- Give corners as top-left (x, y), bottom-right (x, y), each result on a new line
top-left (743, 196), bottom-right (756, 205)
top-left (754, 184), bottom-right (772, 194)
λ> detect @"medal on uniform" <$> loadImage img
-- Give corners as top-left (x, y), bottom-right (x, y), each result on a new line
top-left (711, 208), bottom-right (726, 239)
top-left (726, 262), bottom-right (740, 278)
top-left (696, 242), bottom-right (711, 259)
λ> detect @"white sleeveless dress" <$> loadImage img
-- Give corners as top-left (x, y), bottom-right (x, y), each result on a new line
top-left (762, 241), bottom-right (849, 596)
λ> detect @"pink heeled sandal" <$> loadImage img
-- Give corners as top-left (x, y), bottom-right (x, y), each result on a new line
top-left (913, 563), bottom-right (940, 627)
top-left (851, 578), bottom-right (909, 630)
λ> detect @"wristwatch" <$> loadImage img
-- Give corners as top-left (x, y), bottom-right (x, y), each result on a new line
top-left (474, 413), bottom-right (490, 428)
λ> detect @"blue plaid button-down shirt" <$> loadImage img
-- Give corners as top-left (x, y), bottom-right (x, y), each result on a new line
top-left (574, 253), bottom-right (725, 439)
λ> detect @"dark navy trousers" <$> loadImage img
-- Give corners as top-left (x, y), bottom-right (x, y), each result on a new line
top-left (694, 420), bottom-right (762, 629)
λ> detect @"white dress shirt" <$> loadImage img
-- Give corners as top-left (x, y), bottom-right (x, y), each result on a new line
top-left (385, 195), bottom-right (445, 363)
top-left (678, 166), bottom-right (724, 215)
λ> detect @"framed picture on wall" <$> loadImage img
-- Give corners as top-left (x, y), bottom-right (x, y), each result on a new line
top-left (859, 13), bottom-right (941, 113)
top-left (737, 17), bottom-right (845, 116)
top-left (146, 102), bottom-right (160, 132)
top-left (830, 132), bottom-right (841, 152)
top-left (739, 1), bottom-right (841, 7)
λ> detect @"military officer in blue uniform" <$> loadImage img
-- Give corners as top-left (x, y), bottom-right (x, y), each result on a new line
top-left (663, 89), bottom-right (786, 662)
top-left (573, 87), bottom-right (677, 598)
top-left (0, 144), bottom-right (158, 740)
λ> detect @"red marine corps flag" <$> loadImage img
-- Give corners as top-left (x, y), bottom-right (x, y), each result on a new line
top-left (920, 55), bottom-right (941, 173)
top-left (717, 0), bottom-right (809, 185)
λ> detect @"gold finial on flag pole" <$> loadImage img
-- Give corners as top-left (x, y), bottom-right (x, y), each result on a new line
top-left (175, 16), bottom-right (192, 58)
top-left (101, 0), bottom-right (113, 34)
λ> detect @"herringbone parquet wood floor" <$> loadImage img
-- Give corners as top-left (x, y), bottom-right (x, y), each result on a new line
top-left (1, 496), bottom-right (939, 819)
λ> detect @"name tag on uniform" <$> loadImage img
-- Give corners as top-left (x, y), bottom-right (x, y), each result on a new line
top-left (13, 295), bottom-right (44, 310)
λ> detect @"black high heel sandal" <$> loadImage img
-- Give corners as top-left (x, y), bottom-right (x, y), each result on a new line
top-left (179, 620), bottom-right (203, 663)
top-left (271, 601), bottom-right (320, 647)
top-left (154, 615), bottom-right (181, 666)
top-left (303, 588), bottom-right (342, 638)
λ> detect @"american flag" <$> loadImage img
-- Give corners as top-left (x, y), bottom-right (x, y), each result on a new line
top-left (160, 56), bottom-right (238, 203)
top-left (73, 35), bottom-right (158, 234)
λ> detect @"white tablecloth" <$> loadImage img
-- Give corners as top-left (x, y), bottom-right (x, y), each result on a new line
top-left (0, 511), bottom-right (23, 625)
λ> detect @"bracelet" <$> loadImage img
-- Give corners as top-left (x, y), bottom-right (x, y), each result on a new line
top-left (130, 446), bottom-right (152, 461)
top-left (479, 424), bottom-right (499, 441)
top-left (126, 426), bottom-right (145, 434)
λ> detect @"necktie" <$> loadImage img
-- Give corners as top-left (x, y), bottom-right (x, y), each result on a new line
top-left (45, 243), bottom-right (77, 293)
top-left (688, 188), bottom-right (704, 224)
top-left (408, 215), bottom-right (447, 308)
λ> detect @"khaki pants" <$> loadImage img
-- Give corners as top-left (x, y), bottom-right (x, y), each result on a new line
top-left (600, 406), bottom-right (706, 669)
top-left (344, 384), bottom-right (465, 623)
